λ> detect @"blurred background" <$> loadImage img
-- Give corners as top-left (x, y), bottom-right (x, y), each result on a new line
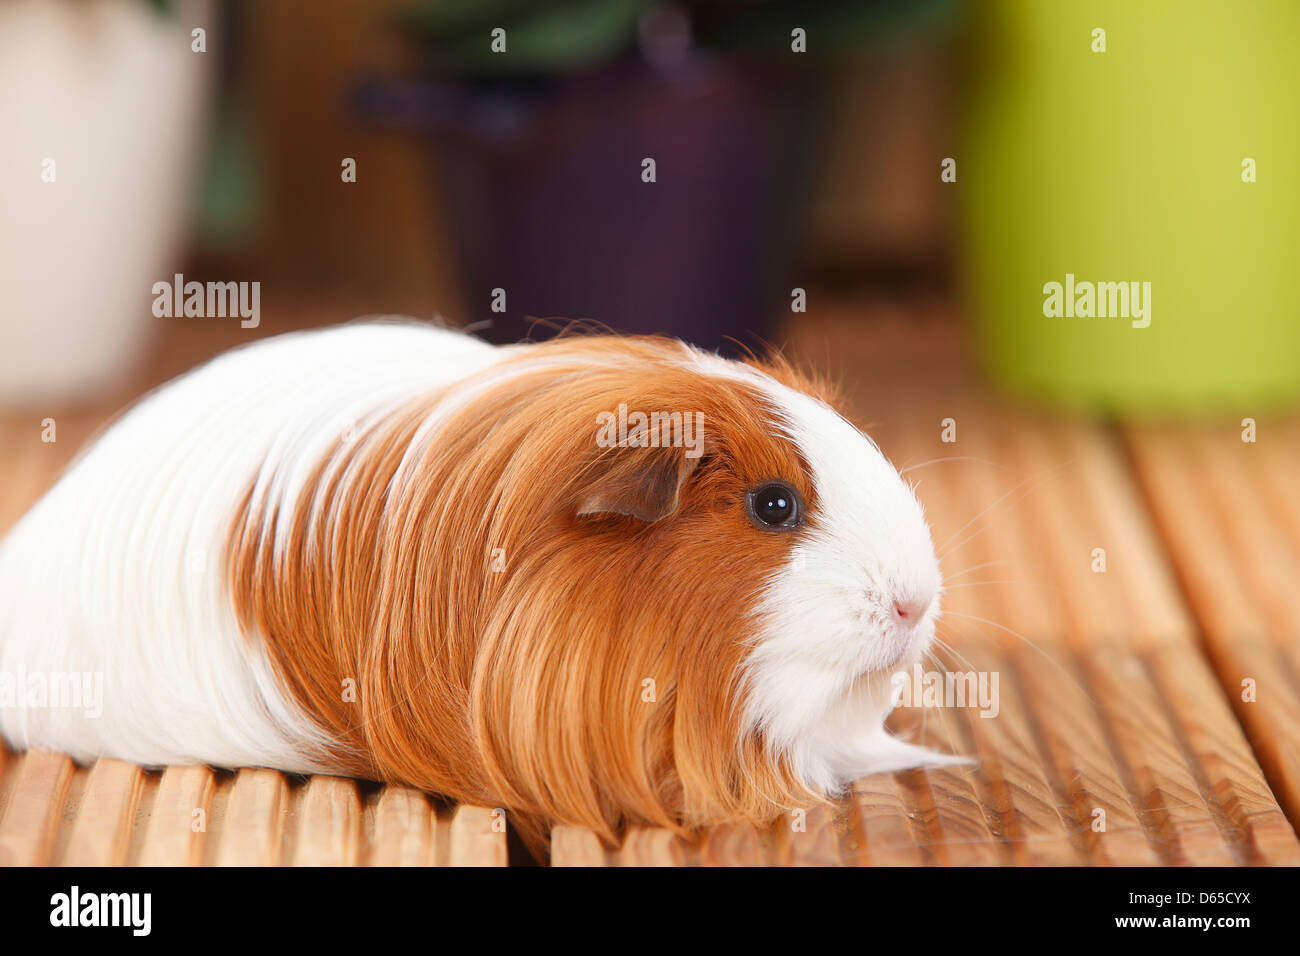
top-left (3, 0), bottom-right (1300, 864)
top-left (1, 0), bottom-right (1297, 412)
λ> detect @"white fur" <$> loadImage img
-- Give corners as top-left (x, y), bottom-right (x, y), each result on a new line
top-left (755, 384), bottom-right (948, 792)
top-left (688, 352), bottom-right (950, 792)
top-left (0, 322), bottom-right (952, 795)
top-left (0, 321), bottom-right (498, 770)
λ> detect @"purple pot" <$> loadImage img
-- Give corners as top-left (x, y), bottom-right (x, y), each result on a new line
top-left (356, 54), bottom-right (820, 353)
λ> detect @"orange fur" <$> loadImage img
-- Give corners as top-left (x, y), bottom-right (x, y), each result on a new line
top-left (227, 335), bottom-right (837, 853)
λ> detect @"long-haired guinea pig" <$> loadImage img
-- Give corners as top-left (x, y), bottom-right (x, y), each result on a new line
top-left (0, 320), bottom-right (960, 851)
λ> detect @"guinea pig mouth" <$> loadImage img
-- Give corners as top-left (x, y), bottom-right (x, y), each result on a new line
top-left (873, 623), bottom-right (935, 674)
top-left (875, 644), bottom-right (912, 676)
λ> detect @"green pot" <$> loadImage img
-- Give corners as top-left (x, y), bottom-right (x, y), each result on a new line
top-left (959, 0), bottom-right (1300, 414)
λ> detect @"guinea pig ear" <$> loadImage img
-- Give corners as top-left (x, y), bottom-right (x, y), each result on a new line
top-left (576, 444), bottom-right (704, 523)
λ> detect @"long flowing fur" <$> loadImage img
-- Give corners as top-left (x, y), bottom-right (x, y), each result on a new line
top-left (227, 334), bottom-right (830, 848)
top-left (1, 321), bottom-right (948, 858)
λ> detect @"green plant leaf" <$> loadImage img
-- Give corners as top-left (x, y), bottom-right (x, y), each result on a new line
top-left (407, 0), bottom-right (651, 76)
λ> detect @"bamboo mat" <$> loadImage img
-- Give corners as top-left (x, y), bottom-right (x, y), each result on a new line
top-left (1, 306), bottom-right (1298, 866)
top-left (0, 755), bottom-right (505, 867)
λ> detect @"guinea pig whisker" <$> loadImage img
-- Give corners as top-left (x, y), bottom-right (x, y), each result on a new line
top-left (940, 560), bottom-right (1012, 581)
top-left (926, 683), bottom-right (973, 756)
top-left (940, 612), bottom-right (1096, 706)
top-left (897, 455), bottom-right (1011, 477)
top-left (935, 459), bottom-right (1074, 560)
top-left (904, 650), bottom-right (960, 751)
top-left (929, 638), bottom-right (980, 676)
top-left (941, 579), bottom-right (1066, 596)
top-left (921, 649), bottom-right (952, 680)
top-left (924, 639), bottom-right (1051, 763)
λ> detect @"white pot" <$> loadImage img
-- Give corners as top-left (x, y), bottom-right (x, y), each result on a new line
top-left (0, 0), bottom-right (212, 406)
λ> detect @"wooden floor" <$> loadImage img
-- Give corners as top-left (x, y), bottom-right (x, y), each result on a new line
top-left (1, 302), bottom-right (1298, 866)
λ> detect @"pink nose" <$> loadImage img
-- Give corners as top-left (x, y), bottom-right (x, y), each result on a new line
top-left (893, 596), bottom-right (931, 625)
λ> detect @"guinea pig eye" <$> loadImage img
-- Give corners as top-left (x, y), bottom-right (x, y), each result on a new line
top-left (746, 481), bottom-right (801, 530)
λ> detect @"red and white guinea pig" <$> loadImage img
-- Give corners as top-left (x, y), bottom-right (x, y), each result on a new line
top-left (0, 321), bottom-right (958, 849)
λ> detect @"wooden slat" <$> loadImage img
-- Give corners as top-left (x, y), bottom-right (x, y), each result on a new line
top-left (292, 776), bottom-right (361, 866)
top-left (698, 823), bottom-right (766, 866)
top-left (1185, 427), bottom-right (1300, 636)
top-left (214, 769), bottom-right (288, 866)
top-left (1062, 426), bottom-right (1195, 644)
top-left (368, 786), bottom-right (436, 867)
top-left (0, 750), bottom-right (75, 866)
top-left (893, 768), bottom-right (943, 864)
top-left (1009, 422), bottom-right (1143, 647)
top-left (1125, 427), bottom-right (1268, 639)
top-left (969, 418), bottom-right (1156, 865)
top-left (966, 423), bottom-right (1157, 865)
top-left (1145, 645), bottom-right (1300, 865)
top-left (137, 766), bottom-right (215, 866)
top-left (949, 643), bottom-right (1085, 865)
top-left (1214, 639), bottom-right (1300, 847)
top-left (617, 827), bottom-right (691, 866)
top-left (1010, 650), bottom-right (1160, 866)
top-left (921, 434), bottom-right (1087, 865)
top-left (900, 708), bottom-right (1002, 866)
top-left (896, 405), bottom-right (1080, 865)
top-left (846, 773), bottom-right (924, 866)
top-left (1010, 423), bottom-right (1240, 864)
top-left (773, 804), bottom-right (842, 866)
top-left (1127, 422), bottom-right (1300, 833)
top-left (886, 395), bottom-right (1079, 865)
top-left (447, 805), bottom-right (508, 867)
top-left (1081, 648), bottom-right (1236, 865)
top-left (61, 758), bottom-right (143, 866)
top-left (550, 825), bottom-right (609, 867)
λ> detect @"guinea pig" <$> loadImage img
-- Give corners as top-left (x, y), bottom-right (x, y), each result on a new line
top-left (0, 320), bottom-right (958, 851)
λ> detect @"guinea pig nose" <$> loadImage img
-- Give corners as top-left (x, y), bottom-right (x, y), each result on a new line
top-left (893, 596), bottom-right (930, 626)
